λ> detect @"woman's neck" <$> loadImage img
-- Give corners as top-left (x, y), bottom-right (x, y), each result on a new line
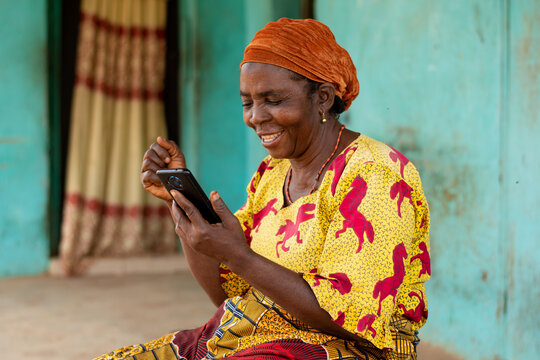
top-left (289, 123), bottom-right (340, 181)
top-left (287, 122), bottom-right (358, 197)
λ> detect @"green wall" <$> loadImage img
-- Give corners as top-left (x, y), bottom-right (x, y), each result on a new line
top-left (179, 0), bottom-right (301, 211)
top-left (180, 0), bottom-right (247, 212)
top-left (1, 2), bottom-right (538, 358)
top-left (180, 2), bottom-right (540, 357)
top-left (317, 0), bottom-right (539, 359)
top-left (0, 0), bottom-right (303, 275)
top-left (505, 0), bottom-right (539, 355)
top-left (0, 0), bottom-right (50, 276)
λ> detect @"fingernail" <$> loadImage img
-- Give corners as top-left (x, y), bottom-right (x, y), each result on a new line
top-left (165, 157), bottom-right (171, 163)
top-left (211, 191), bottom-right (220, 201)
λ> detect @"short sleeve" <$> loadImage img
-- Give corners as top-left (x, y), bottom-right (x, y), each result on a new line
top-left (219, 157), bottom-right (273, 298)
top-left (302, 162), bottom-right (417, 350)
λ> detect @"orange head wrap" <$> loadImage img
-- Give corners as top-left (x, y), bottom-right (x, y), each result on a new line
top-left (241, 18), bottom-right (359, 110)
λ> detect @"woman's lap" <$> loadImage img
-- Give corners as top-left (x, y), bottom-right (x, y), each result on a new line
top-left (94, 305), bottom-right (224, 360)
top-left (94, 302), bottom-right (389, 360)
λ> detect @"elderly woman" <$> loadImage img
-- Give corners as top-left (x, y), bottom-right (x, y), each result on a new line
top-left (96, 18), bottom-right (430, 360)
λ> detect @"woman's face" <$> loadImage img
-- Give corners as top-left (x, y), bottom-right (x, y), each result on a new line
top-left (240, 62), bottom-right (321, 160)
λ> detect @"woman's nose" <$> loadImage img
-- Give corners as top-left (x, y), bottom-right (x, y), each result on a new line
top-left (249, 104), bottom-right (271, 125)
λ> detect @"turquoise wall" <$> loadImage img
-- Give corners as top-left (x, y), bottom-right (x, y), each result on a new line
top-left (180, 0), bottom-right (247, 212)
top-left (317, 0), bottom-right (539, 359)
top-left (179, 0), bottom-right (301, 211)
top-left (180, 2), bottom-right (539, 357)
top-left (0, 0), bottom-right (50, 276)
top-left (2, 2), bottom-right (537, 358)
top-left (505, 0), bottom-right (539, 355)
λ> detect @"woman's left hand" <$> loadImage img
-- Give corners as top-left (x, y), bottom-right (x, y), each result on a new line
top-left (170, 190), bottom-right (250, 264)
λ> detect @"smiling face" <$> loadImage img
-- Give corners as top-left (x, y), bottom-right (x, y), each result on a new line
top-left (240, 62), bottom-right (322, 160)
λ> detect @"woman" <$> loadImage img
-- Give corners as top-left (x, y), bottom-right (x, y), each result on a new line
top-left (96, 18), bottom-right (430, 360)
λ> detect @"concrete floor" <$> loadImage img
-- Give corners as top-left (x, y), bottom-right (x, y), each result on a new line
top-left (0, 257), bottom-right (459, 360)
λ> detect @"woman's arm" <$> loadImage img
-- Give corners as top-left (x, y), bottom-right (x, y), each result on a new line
top-left (171, 189), bottom-right (362, 341)
top-left (230, 248), bottom-right (362, 342)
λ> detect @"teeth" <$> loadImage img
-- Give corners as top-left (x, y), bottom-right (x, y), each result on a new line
top-left (261, 132), bottom-right (282, 143)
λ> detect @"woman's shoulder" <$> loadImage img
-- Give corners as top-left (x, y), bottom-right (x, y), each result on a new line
top-left (246, 156), bottom-right (287, 195)
top-left (346, 134), bottom-right (423, 187)
top-left (252, 156), bottom-right (288, 179)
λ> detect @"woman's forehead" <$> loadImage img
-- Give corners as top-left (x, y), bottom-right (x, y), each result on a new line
top-left (240, 63), bottom-right (302, 94)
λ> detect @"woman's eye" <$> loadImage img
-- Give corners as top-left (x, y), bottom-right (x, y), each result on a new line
top-left (242, 102), bottom-right (252, 108)
top-left (266, 99), bottom-right (282, 105)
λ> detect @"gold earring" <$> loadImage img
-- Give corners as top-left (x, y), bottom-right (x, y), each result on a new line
top-left (321, 112), bottom-right (327, 123)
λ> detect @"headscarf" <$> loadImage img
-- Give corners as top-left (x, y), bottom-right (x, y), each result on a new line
top-left (241, 18), bottom-right (359, 110)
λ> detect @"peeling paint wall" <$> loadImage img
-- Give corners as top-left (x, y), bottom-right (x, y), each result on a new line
top-left (317, 0), bottom-right (539, 359)
top-left (505, 0), bottom-right (540, 356)
top-left (0, 0), bottom-right (49, 276)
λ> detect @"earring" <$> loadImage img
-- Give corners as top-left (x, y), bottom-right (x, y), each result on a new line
top-left (321, 112), bottom-right (327, 123)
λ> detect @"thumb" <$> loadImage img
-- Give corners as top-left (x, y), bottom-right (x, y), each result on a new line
top-left (210, 191), bottom-right (235, 224)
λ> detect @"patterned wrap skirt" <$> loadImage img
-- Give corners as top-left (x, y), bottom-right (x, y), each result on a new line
top-left (94, 289), bottom-right (419, 360)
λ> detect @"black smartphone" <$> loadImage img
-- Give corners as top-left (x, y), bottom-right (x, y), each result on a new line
top-left (156, 168), bottom-right (221, 224)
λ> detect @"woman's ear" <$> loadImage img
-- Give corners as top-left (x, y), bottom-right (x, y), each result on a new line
top-left (317, 82), bottom-right (336, 114)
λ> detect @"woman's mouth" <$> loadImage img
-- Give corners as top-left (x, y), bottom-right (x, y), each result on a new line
top-left (260, 131), bottom-right (284, 146)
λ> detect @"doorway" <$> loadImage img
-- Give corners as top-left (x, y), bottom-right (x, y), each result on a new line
top-left (48, 0), bottom-right (179, 256)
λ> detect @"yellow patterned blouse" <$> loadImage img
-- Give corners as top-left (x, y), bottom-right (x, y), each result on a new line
top-left (217, 134), bottom-right (430, 359)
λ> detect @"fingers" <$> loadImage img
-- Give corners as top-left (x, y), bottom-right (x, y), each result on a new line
top-left (140, 155), bottom-right (164, 174)
top-left (170, 199), bottom-right (189, 239)
top-left (210, 191), bottom-right (234, 225)
top-left (140, 143), bottom-right (171, 187)
top-left (140, 169), bottom-right (163, 188)
top-left (157, 136), bottom-right (186, 168)
top-left (170, 190), bottom-right (212, 252)
top-left (142, 137), bottom-right (183, 171)
top-left (140, 137), bottom-right (185, 200)
top-left (144, 143), bottom-right (171, 167)
top-left (156, 136), bottom-right (175, 154)
top-left (171, 190), bottom-right (206, 227)
top-left (170, 191), bottom-right (246, 263)
top-left (140, 156), bottom-right (165, 188)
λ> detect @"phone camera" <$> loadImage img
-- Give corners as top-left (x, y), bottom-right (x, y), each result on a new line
top-left (168, 176), bottom-right (184, 190)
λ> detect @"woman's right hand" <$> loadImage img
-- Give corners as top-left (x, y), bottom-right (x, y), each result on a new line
top-left (140, 136), bottom-right (186, 201)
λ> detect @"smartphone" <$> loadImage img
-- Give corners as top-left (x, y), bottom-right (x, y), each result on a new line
top-left (156, 168), bottom-right (221, 224)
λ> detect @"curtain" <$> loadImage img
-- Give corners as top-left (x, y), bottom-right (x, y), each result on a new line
top-left (60, 0), bottom-right (177, 275)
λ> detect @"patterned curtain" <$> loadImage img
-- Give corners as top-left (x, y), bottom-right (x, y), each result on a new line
top-left (60, 0), bottom-right (177, 275)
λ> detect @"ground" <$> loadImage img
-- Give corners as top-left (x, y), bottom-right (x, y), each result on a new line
top-left (0, 256), bottom-right (460, 360)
